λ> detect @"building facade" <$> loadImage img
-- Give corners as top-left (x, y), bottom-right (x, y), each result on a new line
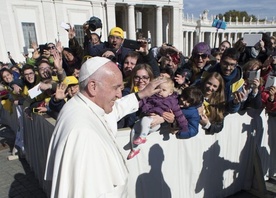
top-left (0, 0), bottom-right (275, 63)
top-left (183, 11), bottom-right (276, 56)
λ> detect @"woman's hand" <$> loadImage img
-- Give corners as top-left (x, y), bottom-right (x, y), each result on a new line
top-left (199, 114), bottom-right (210, 126)
top-left (251, 78), bottom-right (260, 94)
top-left (68, 24), bottom-right (76, 39)
top-left (36, 106), bottom-right (47, 114)
top-left (174, 74), bottom-right (185, 85)
top-left (233, 87), bottom-right (249, 104)
top-left (12, 84), bottom-right (22, 94)
top-left (53, 50), bottom-right (63, 73)
top-left (55, 39), bottom-right (63, 54)
top-left (137, 39), bottom-right (149, 55)
top-left (150, 114), bottom-right (165, 128)
top-left (162, 110), bottom-right (175, 123)
top-left (268, 86), bottom-right (276, 102)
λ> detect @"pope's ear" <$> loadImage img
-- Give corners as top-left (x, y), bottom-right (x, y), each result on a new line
top-left (86, 80), bottom-right (97, 96)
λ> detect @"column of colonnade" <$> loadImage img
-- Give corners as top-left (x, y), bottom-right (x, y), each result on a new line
top-left (156, 5), bottom-right (163, 46)
top-left (190, 32), bottom-right (194, 55)
top-left (198, 31), bottom-right (202, 43)
top-left (127, 4), bottom-right (136, 40)
top-left (184, 31), bottom-right (189, 56)
top-left (210, 32), bottom-right (213, 48)
top-left (125, 3), bottom-right (165, 46)
top-left (183, 31), bottom-right (198, 56)
top-left (105, 2), bottom-right (116, 33)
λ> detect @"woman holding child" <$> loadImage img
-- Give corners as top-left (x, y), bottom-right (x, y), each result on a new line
top-left (119, 63), bottom-right (174, 128)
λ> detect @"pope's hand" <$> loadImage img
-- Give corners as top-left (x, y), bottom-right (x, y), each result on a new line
top-left (137, 77), bottom-right (167, 99)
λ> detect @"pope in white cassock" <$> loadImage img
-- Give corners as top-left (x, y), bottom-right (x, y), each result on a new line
top-left (44, 57), bottom-right (164, 198)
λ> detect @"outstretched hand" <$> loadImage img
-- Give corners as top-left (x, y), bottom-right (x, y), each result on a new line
top-left (55, 82), bottom-right (68, 101)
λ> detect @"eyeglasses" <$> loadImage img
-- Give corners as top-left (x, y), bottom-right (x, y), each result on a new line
top-left (221, 60), bottom-right (237, 68)
top-left (39, 67), bottom-right (51, 71)
top-left (134, 75), bottom-right (150, 81)
top-left (24, 72), bottom-right (34, 77)
top-left (48, 46), bottom-right (56, 50)
top-left (194, 54), bottom-right (208, 59)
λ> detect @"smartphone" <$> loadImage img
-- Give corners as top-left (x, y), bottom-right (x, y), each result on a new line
top-left (122, 39), bottom-right (141, 50)
top-left (39, 44), bottom-right (48, 53)
top-left (33, 108), bottom-right (39, 113)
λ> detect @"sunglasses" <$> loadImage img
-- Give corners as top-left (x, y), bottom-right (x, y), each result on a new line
top-left (195, 54), bottom-right (208, 59)
top-left (48, 46), bottom-right (56, 50)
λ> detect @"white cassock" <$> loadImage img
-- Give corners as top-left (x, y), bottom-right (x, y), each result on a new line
top-left (44, 92), bottom-right (139, 198)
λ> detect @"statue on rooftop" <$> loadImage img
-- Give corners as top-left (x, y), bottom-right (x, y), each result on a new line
top-left (201, 10), bottom-right (209, 20)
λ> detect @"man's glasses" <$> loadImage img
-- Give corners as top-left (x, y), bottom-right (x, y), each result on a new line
top-left (134, 75), bottom-right (150, 81)
top-left (194, 54), bottom-right (208, 59)
top-left (39, 67), bottom-right (51, 71)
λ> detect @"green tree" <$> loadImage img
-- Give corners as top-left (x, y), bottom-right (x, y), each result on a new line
top-left (216, 10), bottom-right (264, 22)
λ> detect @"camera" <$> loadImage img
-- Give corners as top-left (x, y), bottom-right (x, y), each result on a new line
top-left (122, 38), bottom-right (151, 50)
top-left (87, 16), bottom-right (102, 31)
top-left (123, 39), bottom-right (141, 50)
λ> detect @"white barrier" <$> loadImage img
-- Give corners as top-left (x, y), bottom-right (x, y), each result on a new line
top-left (1, 106), bottom-right (275, 198)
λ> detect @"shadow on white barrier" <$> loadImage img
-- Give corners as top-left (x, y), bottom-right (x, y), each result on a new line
top-left (1, 106), bottom-right (275, 198)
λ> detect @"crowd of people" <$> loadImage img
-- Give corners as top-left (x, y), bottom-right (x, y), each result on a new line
top-left (1, 18), bottom-right (276, 136)
top-left (1, 16), bottom-right (276, 196)
top-left (2, 19), bottom-right (276, 136)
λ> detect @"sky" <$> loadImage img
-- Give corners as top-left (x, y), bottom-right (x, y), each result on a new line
top-left (183, 0), bottom-right (276, 21)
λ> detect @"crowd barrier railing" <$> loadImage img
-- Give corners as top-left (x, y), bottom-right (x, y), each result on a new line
top-left (1, 105), bottom-right (275, 198)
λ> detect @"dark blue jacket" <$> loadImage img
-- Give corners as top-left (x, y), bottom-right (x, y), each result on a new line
top-left (176, 106), bottom-right (200, 139)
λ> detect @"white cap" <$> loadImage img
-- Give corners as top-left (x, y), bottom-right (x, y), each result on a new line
top-left (79, 57), bottom-right (111, 82)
